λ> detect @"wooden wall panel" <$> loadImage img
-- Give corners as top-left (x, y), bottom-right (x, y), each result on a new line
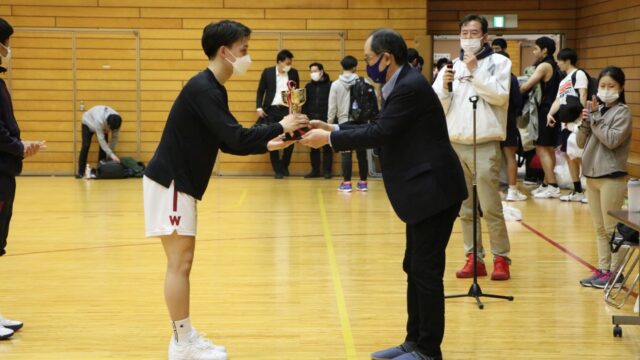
top-left (428, 0), bottom-right (578, 47)
top-left (2, 1), bottom-right (427, 176)
top-left (576, 0), bottom-right (640, 176)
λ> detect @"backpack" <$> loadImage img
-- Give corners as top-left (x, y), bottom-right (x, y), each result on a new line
top-left (349, 77), bottom-right (379, 122)
top-left (120, 157), bottom-right (146, 178)
top-left (97, 160), bottom-right (126, 179)
top-left (557, 69), bottom-right (597, 123)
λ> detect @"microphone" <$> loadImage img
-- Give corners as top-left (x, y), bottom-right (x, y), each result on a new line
top-left (446, 61), bottom-right (453, 92)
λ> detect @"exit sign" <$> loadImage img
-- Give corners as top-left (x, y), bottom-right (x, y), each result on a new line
top-left (482, 14), bottom-right (518, 29)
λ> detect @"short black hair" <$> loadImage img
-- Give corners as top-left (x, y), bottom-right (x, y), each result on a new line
top-left (369, 28), bottom-right (408, 65)
top-left (201, 20), bottom-right (251, 60)
top-left (107, 114), bottom-right (122, 130)
top-left (557, 48), bottom-right (578, 65)
top-left (0, 17), bottom-right (13, 44)
top-left (340, 55), bottom-right (357, 70)
top-left (491, 38), bottom-right (507, 49)
top-left (277, 49), bottom-right (293, 63)
top-left (407, 48), bottom-right (419, 63)
top-left (460, 14), bottom-right (488, 35)
top-left (435, 57), bottom-right (449, 69)
top-left (535, 36), bottom-right (556, 56)
top-left (309, 62), bottom-right (324, 71)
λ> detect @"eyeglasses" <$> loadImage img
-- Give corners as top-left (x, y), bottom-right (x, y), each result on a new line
top-left (364, 53), bottom-right (383, 64)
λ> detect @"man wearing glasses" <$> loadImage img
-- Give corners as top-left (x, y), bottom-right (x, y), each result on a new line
top-left (433, 14), bottom-right (513, 281)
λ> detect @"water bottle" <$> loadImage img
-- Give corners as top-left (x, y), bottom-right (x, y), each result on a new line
top-left (84, 164), bottom-right (91, 179)
top-left (627, 179), bottom-right (640, 212)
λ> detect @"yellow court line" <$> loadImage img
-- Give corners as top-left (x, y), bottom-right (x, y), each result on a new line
top-left (317, 188), bottom-right (357, 360)
top-left (230, 189), bottom-right (248, 209)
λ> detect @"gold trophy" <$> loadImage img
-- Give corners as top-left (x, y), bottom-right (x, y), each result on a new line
top-left (282, 80), bottom-right (308, 140)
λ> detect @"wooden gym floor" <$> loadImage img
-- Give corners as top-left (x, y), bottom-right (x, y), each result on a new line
top-left (0, 176), bottom-right (638, 359)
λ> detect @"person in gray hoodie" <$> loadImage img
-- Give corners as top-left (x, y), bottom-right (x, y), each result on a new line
top-left (327, 55), bottom-right (370, 192)
top-left (576, 66), bottom-right (631, 289)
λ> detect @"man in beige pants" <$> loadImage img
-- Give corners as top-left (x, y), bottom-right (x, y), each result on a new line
top-left (433, 14), bottom-right (512, 280)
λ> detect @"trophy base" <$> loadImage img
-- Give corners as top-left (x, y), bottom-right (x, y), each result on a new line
top-left (283, 127), bottom-right (310, 141)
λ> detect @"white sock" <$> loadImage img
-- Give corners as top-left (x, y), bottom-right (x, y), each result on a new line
top-left (509, 185), bottom-right (518, 191)
top-left (171, 317), bottom-right (193, 344)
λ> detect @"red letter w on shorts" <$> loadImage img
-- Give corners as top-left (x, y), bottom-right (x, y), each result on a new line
top-left (169, 215), bottom-right (181, 226)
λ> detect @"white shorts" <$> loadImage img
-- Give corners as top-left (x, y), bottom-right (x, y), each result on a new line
top-left (143, 176), bottom-right (197, 237)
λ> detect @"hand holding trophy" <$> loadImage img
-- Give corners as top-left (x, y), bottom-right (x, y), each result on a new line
top-left (281, 80), bottom-right (310, 140)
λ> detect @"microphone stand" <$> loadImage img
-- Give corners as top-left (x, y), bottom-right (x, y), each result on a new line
top-left (445, 95), bottom-right (514, 309)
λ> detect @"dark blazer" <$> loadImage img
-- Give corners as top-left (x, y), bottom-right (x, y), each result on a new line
top-left (0, 79), bottom-right (23, 177)
top-left (145, 69), bottom-right (283, 200)
top-left (256, 66), bottom-right (300, 109)
top-left (330, 66), bottom-right (467, 224)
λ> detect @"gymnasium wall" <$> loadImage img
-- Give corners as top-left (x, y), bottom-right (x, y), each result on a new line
top-left (1, 0), bottom-right (427, 175)
top-left (575, 0), bottom-right (640, 175)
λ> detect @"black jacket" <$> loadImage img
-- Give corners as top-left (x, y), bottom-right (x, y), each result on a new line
top-left (256, 66), bottom-right (300, 109)
top-left (302, 75), bottom-right (331, 120)
top-left (145, 69), bottom-right (283, 200)
top-left (0, 78), bottom-right (23, 177)
top-left (330, 66), bottom-right (468, 224)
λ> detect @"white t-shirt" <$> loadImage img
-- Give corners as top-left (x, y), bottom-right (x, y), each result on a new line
top-left (557, 69), bottom-right (588, 105)
top-left (271, 68), bottom-right (289, 107)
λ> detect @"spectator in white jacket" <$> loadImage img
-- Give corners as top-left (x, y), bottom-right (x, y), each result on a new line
top-left (76, 105), bottom-right (122, 178)
top-left (327, 55), bottom-right (370, 192)
top-left (433, 14), bottom-right (512, 281)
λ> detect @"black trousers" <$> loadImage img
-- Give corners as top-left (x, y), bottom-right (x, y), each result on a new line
top-left (0, 174), bottom-right (16, 257)
top-left (265, 106), bottom-right (294, 175)
top-left (403, 202), bottom-right (461, 357)
top-left (341, 150), bottom-right (368, 181)
top-left (77, 124), bottom-right (108, 176)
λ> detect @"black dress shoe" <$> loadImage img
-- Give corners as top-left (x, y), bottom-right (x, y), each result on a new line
top-left (274, 173), bottom-right (284, 179)
top-left (74, 174), bottom-right (83, 179)
top-left (323, 173), bottom-right (332, 179)
top-left (304, 171), bottom-right (321, 178)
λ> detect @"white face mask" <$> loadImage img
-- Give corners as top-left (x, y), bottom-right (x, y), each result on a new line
top-left (310, 71), bottom-right (322, 81)
top-left (460, 38), bottom-right (482, 54)
top-left (283, 65), bottom-right (291, 73)
top-left (597, 89), bottom-right (619, 105)
top-left (224, 48), bottom-right (251, 76)
top-left (0, 43), bottom-right (11, 64)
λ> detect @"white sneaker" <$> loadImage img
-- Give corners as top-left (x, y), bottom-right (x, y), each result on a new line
top-left (581, 197), bottom-right (589, 204)
top-left (0, 316), bottom-right (23, 332)
top-left (0, 325), bottom-right (14, 340)
top-left (506, 189), bottom-right (528, 201)
top-left (560, 191), bottom-right (586, 202)
top-left (531, 184), bottom-right (546, 195)
top-left (534, 186), bottom-right (561, 199)
top-left (191, 329), bottom-right (226, 353)
top-left (168, 331), bottom-right (227, 360)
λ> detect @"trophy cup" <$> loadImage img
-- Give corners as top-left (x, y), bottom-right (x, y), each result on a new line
top-left (282, 80), bottom-right (309, 141)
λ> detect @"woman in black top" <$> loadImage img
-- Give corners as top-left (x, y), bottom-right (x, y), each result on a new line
top-left (302, 62), bottom-right (332, 178)
top-left (0, 17), bottom-right (45, 340)
top-left (520, 36), bottom-right (562, 198)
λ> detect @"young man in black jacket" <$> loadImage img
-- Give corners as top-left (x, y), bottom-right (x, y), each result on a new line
top-left (255, 49), bottom-right (300, 178)
top-left (0, 17), bottom-right (45, 340)
top-left (302, 62), bottom-right (332, 178)
top-left (143, 20), bottom-right (307, 360)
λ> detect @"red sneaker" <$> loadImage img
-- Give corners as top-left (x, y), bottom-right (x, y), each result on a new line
top-left (455, 254), bottom-right (487, 278)
top-left (491, 255), bottom-right (510, 280)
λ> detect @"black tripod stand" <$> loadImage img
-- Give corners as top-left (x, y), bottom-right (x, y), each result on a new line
top-left (445, 95), bottom-right (514, 309)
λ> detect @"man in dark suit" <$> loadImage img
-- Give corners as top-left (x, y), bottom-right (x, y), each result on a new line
top-left (256, 49), bottom-right (300, 178)
top-left (301, 29), bottom-right (467, 360)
